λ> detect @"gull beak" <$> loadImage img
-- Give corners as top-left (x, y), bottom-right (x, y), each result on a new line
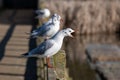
top-left (69, 34), bottom-right (74, 38)
top-left (70, 31), bottom-right (75, 38)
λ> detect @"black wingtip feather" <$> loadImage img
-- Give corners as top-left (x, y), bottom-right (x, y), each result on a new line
top-left (21, 53), bottom-right (29, 57)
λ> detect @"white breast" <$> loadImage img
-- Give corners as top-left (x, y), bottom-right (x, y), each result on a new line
top-left (44, 41), bottom-right (61, 57)
top-left (45, 22), bottom-right (60, 38)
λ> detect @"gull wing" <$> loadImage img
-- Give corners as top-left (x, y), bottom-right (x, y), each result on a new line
top-left (29, 40), bottom-right (54, 55)
top-left (32, 23), bottom-right (52, 37)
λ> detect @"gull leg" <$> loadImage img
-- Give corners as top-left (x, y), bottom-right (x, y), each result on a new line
top-left (46, 57), bottom-right (53, 68)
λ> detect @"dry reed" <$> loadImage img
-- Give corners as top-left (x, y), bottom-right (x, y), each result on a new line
top-left (41, 0), bottom-right (120, 34)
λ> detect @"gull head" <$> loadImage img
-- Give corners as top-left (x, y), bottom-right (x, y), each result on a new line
top-left (35, 8), bottom-right (50, 19)
top-left (44, 9), bottom-right (51, 17)
top-left (62, 28), bottom-right (75, 37)
top-left (52, 13), bottom-right (63, 23)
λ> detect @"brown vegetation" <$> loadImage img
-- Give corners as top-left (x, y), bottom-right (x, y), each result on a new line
top-left (40, 1), bottom-right (120, 34)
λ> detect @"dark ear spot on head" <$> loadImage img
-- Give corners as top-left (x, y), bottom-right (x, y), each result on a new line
top-left (65, 32), bottom-right (67, 34)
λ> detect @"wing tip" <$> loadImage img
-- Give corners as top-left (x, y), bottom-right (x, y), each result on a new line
top-left (21, 53), bottom-right (29, 57)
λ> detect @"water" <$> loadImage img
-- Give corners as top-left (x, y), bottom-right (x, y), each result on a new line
top-left (64, 34), bottom-right (120, 80)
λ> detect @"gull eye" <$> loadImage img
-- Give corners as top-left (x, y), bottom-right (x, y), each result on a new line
top-left (69, 30), bottom-right (71, 32)
top-left (65, 32), bottom-right (67, 34)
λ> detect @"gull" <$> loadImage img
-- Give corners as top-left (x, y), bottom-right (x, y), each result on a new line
top-left (35, 8), bottom-right (50, 19)
top-left (40, 13), bottom-right (59, 26)
top-left (23, 28), bottom-right (75, 68)
top-left (29, 13), bottom-right (62, 39)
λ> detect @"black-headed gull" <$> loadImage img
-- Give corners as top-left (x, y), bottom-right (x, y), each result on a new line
top-left (30, 13), bottom-right (62, 39)
top-left (23, 28), bottom-right (75, 68)
top-left (35, 8), bottom-right (50, 19)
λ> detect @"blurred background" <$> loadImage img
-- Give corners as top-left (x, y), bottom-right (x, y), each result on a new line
top-left (0, 0), bottom-right (120, 80)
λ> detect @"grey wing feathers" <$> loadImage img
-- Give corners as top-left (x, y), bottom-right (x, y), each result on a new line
top-left (39, 25), bottom-right (51, 36)
top-left (31, 23), bottom-right (51, 37)
top-left (29, 41), bottom-right (54, 55)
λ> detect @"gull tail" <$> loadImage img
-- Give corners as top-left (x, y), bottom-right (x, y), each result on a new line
top-left (28, 32), bottom-right (38, 39)
top-left (26, 36), bottom-right (36, 39)
top-left (25, 32), bottom-right (31, 35)
top-left (22, 53), bottom-right (38, 58)
top-left (21, 53), bottom-right (30, 58)
top-left (25, 32), bottom-right (37, 39)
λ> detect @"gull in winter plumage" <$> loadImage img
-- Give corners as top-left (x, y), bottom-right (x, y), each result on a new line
top-left (29, 13), bottom-right (62, 39)
top-left (23, 28), bottom-right (75, 68)
top-left (35, 8), bottom-right (50, 19)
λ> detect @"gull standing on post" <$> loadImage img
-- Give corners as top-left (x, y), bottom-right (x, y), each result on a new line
top-left (35, 8), bottom-right (51, 19)
top-left (23, 28), bottom-right (75, 68)
top-left (29, 14), bottom-right (62, 39)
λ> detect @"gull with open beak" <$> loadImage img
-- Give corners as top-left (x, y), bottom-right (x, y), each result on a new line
top-left (28, 13), bottom-right (63, 39)
top-left (23, 28), bottom-right (75, 68)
